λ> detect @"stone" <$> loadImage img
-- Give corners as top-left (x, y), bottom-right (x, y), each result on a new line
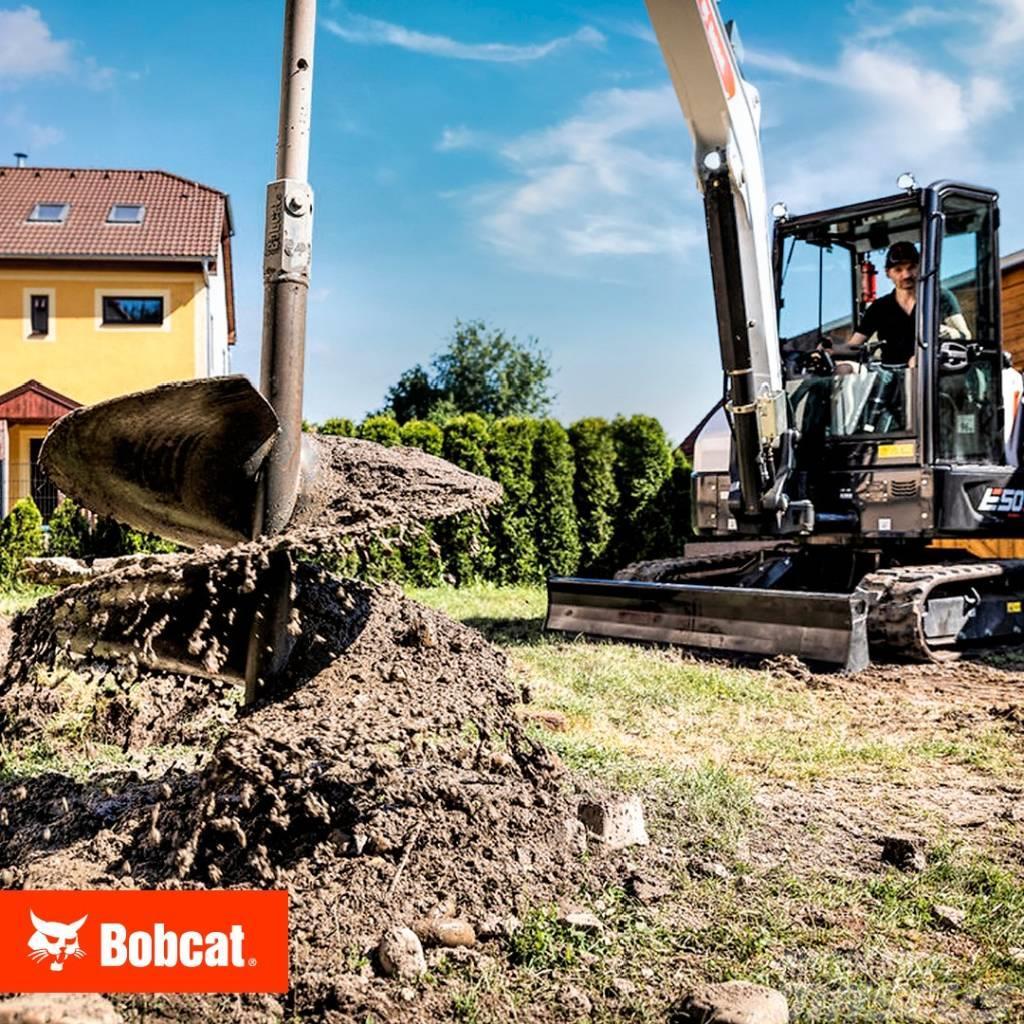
top-left (626, 870), bottom-right (672, 905)
top-left (412, 916), bottom-right (477, 948)
top-left (673, 980), bottom-right (789, 1024)
top-left (577, 795), bottom-right (649, 849)
top-left (477, 914), bottom-right (520, 941)
top-left (688, 857), bottom-right (732, 881)
top-left (559, 984), bottom-right (593, 1018)
top-left (564, 817), bottom-right (589, 856)
top-left (0, 994), bottom-right (123, 1024)
top-left (881, 836), bottom-right (927, 873)
top-left (557, 908), bottom-right (604, 935)
top-left (519, 708), bottom-right (569, 731)
top-left (932, 904), bottom-right (967, 930)
top-left (377, 926), bottom-right (427, 981)
top-left (609, 976), bottom-right (637, 998)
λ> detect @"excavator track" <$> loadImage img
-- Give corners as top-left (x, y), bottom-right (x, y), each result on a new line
top-left (859, 560), bottom-right (1024, 662)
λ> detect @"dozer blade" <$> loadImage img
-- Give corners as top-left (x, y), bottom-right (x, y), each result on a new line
top-left (546, 577), bottom-right (870, 672)
top-left (40, 376), bottom-right (279, 550)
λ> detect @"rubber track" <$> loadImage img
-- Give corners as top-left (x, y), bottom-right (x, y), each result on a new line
top-left (859, 561), bottom-right (1018, 662)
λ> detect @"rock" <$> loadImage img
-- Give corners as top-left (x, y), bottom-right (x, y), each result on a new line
top-left (932, 904), bottom-right (967, 930)
top-left (558, 908), bottom-right (604, 934)
top-left (519, 708), bottom-right (569, 731)
top-left (0, 994), bottom-right (123, 1024)
top-left (412, 916), bottom-right (476, 948)
top-left (577, 795), bottom-right (649, 849)
top-left (673, 980), bottom-right (789, 1024)
top-left (881, 836), bottom-right (926, 873)
top-left (377, 927), bottom-right (427, 981)
top-left (477, 914), bottom-right (520, 941)
top-left (1007, 946), bottom-right (1024, 966)
top-left (688, 857), bottom-right (732, 881)
top-left (609, 977), bottom-right (637, 998)
top-left (559, 984), bottom-right (593, 1018)
top-left (626, 869), bottom-right (672, 905)
top-left (564, 817), bottom-right (588, 856)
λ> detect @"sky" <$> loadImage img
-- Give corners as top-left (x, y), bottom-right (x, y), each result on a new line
top-left (3, 0), bottom-right (1024, 442)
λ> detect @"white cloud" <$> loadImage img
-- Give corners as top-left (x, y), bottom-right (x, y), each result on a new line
top-left (322, 13), bottom-right (604, 63)
top-left (449, 86), bottom-right (702, 272)
top-left (2, 103), bottom-right (63, 149)
top-left (0, 8), bottom-right (117, 89)
top-left (436, 126), bottom-right (481, 152)
top-left (744, 49), bottom-right (842, 85)
top-left (0, 7), bottom-right (71, 78)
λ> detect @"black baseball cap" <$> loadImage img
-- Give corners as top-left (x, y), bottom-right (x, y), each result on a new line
top-left (886, 241), bottom-right (919, 268)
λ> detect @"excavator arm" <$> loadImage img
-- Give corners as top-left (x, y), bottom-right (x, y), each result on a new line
top-left (645, 0), bottom-right (808, 529)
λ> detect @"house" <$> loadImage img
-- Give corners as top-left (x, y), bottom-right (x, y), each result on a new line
top-left (0, 164), bottom-right (236, 517)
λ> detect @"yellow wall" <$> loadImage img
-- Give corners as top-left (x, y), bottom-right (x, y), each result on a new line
top-left (7, 424), bottom-right (48, 505)
top-left (0, 267), bottom-right (204, 406)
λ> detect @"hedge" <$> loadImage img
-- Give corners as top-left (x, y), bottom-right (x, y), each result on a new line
top-left (488, 417), bottom-right (540, 584)
top-left (0, 498), bottom-right (44, 586)
top-left (532, 419), bottom-right (580, 578)
top-left (398, 419), bottom-right (445, 586)
top-left (437, 414), bottom-right (493, 585)
top-left (568, 417), bottom-right (618, 575)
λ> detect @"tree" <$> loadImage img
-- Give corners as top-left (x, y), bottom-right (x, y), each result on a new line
top-left (610, 415), bottom-right (673, 567)
top-left (382, 320), bottom-right (553, 423)
top-left (0, 498), bottom-right (44, 586)
top-left (437, 414), bottom-right (493, 585)
top-left (488, 417), bottom-right (540, 584)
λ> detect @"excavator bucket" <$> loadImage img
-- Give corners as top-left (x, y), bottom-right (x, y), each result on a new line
top-left (40, 376), bottom-right (279, 550)
top-left (545, 577), bottom-right (870, 672)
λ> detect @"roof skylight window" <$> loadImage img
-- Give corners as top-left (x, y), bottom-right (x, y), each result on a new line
top-left (107, 204), bottom-right (145, 224)
top-left (27, 202), bottom-right (69, 223)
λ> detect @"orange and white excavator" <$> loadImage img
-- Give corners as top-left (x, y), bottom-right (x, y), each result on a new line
top-left (547, 0), bottom-right (1024, 669)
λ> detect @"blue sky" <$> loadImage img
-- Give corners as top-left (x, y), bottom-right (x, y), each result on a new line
top-left (3, 1), bottom-right (1024, 440)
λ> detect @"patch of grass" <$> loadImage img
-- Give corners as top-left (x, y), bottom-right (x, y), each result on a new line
top-left (0, 584), bottom-right (52, 615)
top-left (507, 905), bottom-right (604, 970)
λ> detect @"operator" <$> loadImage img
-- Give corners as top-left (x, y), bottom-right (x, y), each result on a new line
top-left (842, 240), bottom-right (970, 365)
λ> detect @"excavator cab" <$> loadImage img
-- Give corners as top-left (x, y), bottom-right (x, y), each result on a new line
top-left (705, 181), bottom-right (1016, 542)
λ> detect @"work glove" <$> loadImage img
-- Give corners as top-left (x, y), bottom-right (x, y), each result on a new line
top-left (938, 323), bottom-right (961, 340)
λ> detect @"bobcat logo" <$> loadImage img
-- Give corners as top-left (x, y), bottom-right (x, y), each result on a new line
top-left (26, 911), bottom-right (87, 972)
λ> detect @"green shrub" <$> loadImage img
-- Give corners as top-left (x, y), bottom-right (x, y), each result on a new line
top-left (488, 417), bottom-right (540, 584)
top-left (568, 417), bottom-right (619, 574)
top-left (651, 447), bottom-right (693, 556)
top-left (47, 498), bottom-right (87, 558)
top-left (399, 419), bottom-right (443, 456)
top-left (398, 420), bottom-right (445, 586)
top-left (0, 498), bottom-right (45, 586)
top-left (358, 414), bottom-right (401, 447)
top-left (319, 417), bottom-right (355, 437)
top-left (438, 414), bottom-right (493, 585)
top-left (532, 419), bottom-right (580, 578)
top-left (611, 414), bottom-right (673, 566)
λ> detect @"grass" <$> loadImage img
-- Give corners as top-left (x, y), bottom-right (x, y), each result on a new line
top-left (410, 583), bottom-right (1024, 1023)
top-left (0, 584), bottom-right (52, 615)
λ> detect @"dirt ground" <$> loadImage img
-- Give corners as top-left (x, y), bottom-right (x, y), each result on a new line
top-left (2, 426), bottom-right (1024, 1020)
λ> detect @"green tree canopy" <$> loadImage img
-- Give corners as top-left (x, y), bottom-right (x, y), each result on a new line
top-left (383, 319), bottom-right (553, 423)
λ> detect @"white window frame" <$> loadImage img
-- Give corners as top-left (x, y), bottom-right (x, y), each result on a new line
top-left (107, 204), bottom-right (146, 224)
top-left (22, 287), bottom-right (56, 342)
top-left (94, 288), bottom-right (171, 333)
top-left (27, 202), bottom-right (69, 223)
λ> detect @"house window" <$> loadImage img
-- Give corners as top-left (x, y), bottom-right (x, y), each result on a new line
top-left (27, 202), bottom-right (69, 223)
top-left (102, 296), bottom-right (164, 325)
top-left (30, 294), bottom-right (49, 336)
top-left (107, 204), bottom-right (145, 224)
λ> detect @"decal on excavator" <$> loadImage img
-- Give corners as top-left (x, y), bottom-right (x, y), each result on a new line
top-left (978, 487), bottom-right (1024, 515)
top-left (697, 0), bottom-right (736, 99)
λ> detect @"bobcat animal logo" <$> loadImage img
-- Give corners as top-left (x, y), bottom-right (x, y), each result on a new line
top-left (27, 911), bottom-right (88, 972)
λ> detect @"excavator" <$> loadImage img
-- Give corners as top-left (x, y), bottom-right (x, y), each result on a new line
top-left (546, 0), bottom-right (1024, 670)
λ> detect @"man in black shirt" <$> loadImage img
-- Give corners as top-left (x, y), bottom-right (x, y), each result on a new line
top-left (844, 240), bottom-right (970, 364)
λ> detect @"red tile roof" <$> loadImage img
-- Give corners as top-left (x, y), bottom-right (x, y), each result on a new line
top-left (0, 166), bottom-right (231, 261)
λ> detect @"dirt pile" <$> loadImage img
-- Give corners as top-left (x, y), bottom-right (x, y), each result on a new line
top-left (0, 573), bottom-right (594, 1021)
top-left (0, 438), bottom-right (611, 1022)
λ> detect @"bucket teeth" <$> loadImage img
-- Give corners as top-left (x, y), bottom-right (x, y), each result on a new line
top-left (41, 376), bottom-right (280, 550)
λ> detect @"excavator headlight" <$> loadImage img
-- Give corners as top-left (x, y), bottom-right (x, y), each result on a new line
top-left (897, 172), bottom-right (918, 192)
top-left (771, 202), bottom-right (788, 220)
